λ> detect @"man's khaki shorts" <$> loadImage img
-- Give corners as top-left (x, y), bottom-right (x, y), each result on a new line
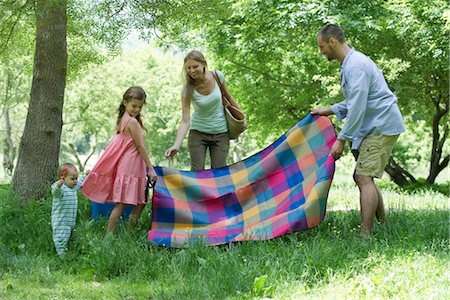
top-left (352, 135), bottom-right (399, 178)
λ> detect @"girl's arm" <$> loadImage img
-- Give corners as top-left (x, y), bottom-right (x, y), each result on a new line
top-left (127, 119), bottom-right (157, 181)
top-left (164, 95), bottom-right (190, 159)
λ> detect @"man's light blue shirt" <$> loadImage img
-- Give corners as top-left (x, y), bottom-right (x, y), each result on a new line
top-left (331, 49), bottom-right (405, 150)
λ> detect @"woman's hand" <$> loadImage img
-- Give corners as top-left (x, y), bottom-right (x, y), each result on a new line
top-left (165, 146), bottom-right (179, 159)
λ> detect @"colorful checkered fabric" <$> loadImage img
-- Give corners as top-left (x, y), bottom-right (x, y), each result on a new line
top-left (148, 114), bottom-right (336, 247)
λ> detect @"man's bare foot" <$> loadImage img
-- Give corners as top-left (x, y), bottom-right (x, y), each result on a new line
top-left (360, 225), bottom-right (372, 239)
top-left (375, 209), bottom-right (386, 224)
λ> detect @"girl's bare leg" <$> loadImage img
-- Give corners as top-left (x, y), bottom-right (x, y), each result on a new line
top-left (128, 204), bottom-right (146, 229)
top-left (107, 204), bottom-right (126, 232)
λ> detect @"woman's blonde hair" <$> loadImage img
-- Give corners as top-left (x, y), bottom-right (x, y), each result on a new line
top-left (182, 50), bottom-right (207, 103)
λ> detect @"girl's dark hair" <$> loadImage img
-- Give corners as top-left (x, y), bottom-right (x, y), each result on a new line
top-left (319, 24), bottom-right (346, 43)
top-left (117, 86), bottom-right (147, 133)
top-left (182, 50), bottom-right (207, 104)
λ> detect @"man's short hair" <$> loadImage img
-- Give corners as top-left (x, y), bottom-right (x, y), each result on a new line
top-left (319, 24), bottom-right (346, 43)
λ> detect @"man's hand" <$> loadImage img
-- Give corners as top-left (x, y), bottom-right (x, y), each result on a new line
top-left (331, 139), bottom-right (345, 159)
top-left (311, 107), bottom-right (333, 116)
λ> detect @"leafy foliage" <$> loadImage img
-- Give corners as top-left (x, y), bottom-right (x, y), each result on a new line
top-left (147, 0), bottom-right (449, 180)
top-left (1, 0), bottom-right (448, 185)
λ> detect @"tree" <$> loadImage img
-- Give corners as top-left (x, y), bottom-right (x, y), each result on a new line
top-left (0, 0), bottom-right (109, 194)
top-left (382, 0), bottom-right (449, 184)
top-left (2, 0), bottom-right (231, 200)
top-left (0, 63), bottom-right (31, 176)
top-left (0, 47), bottom-right (33, 178)
top-left (12, 0), bottom-right (68, 200)
top-left (0, 0), bottom-right (35, 179)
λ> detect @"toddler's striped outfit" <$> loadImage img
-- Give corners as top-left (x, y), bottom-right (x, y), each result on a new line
top-left (51, 176), bottom-right (86, 255)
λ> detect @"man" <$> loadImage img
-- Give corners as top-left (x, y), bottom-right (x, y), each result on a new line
top-left (311, 24), bottom-right (405, 237)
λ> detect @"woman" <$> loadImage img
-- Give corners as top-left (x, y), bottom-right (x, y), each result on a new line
top-left (165, 50), bottom-right (243, 170)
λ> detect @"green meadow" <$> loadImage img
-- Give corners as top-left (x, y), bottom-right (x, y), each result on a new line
top-left (0, 157), bottom-right (448, 300)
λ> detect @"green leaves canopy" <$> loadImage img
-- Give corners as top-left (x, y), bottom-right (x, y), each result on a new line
top-left (148, 0), bottom-right (448, 139)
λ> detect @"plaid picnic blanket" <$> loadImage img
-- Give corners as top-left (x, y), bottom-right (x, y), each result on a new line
top-left (148, 114), bottom-right (336, 247)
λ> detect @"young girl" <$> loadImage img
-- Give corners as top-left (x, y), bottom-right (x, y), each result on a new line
top-left (82, 86), bottom-right (157, 232)
top-left (51, 163), bottom-right (88, 255)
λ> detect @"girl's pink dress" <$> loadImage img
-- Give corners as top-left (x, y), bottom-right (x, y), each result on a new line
top-left (82, 114), bottom-right (146, 205)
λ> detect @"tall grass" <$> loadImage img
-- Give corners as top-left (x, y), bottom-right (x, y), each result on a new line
top-left (0, 169), bottom-right (448, 300)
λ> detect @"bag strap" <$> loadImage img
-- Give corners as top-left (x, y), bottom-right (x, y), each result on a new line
top-left (144, 173), bottom-right (155, 203)
top-left (212, 70), bottom-right (229, 106)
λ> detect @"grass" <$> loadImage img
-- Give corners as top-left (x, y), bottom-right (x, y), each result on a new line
top-left (0, 161), bottom-right (448, 299)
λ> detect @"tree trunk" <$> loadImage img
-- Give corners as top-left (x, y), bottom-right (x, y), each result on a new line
top-left (384, 157), bottom-right (417, 186)
top-left (1, 73), bottom-right (16, 175)
top-left (12, 0), bottom-right (67, 201)
top-left (66, 142), bottom-right (98, 173)
top-left (2, 108), bottom-right (15, 175)
top-left (425, 92), bottom-right (449, 184)
top-left (426, 154), bottom-right (449, 184)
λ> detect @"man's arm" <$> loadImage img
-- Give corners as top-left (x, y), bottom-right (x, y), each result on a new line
top-left (311, 101), bottom-right (347, 120)
top-left (311, 107), bottom-right (345, 159)
top-left (336, 68), bottom-right (370, 142)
